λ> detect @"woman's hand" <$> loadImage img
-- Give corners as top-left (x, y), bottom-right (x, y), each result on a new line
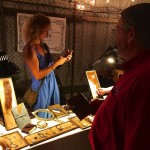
top-left (97, 88), bottom-right (107, 96)
top-left (64, 49), bottom-right (73, 62)
top-left (52, 49), bottom-right (73, 70)
top-left (97, 86), bottom-right (113, 96)
top-left (57, 56), bottom-right (68, 66)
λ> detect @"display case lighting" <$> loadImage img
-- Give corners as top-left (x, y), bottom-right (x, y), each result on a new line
top-left (75, 0), bottom-right (95, 10)
top-left (90, 0), bottom-right (95, 6)
top-left (76, 3), bottom-right (85, 10)
top-left (106, 0), bottom-right (110, 3)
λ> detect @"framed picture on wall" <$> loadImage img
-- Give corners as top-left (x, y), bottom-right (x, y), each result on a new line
top-left (17, 13), bottom-right (66, 53)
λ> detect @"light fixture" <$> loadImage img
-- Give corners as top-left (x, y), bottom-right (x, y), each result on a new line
top-left (106, 0), bottom-right (110, 3)
top-left (75, 0), bottom-right (95, 10)
top-left (104, 49), bottom-right (118, 67)
top-left (107, 57), bottom-right (116, 64)
top-left (89, 46), bottom-right (117, 69)
top-left (76, 3), bottom-right (85, 10)
top-left (91, 0), bottom-right (95, 5)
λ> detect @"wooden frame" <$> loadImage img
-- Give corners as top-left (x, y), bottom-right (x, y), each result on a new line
top-left (17, 13), bottom-right (66, 53)
top-left (0, 131), bottom-right (28, 149)
top-left (0, 77), bottom-right (17, 130)
top-left (86, 70), bottom-right (101, 99)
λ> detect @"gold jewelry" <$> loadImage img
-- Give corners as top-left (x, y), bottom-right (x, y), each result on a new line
top-left (56, 124), bottom-right (65, 131)
top-left (37, 121), bottom-right (48, 129)
top-left (50, 128), bottom-right (57, 134)
top-left (34, 109), bottom-right (54, 121)
top-left (45, 131), bottom-right (51, 136)
top-left (37, 133), bottom-right (47, 138)
top-left (10, 143), bottom-right (18, 148)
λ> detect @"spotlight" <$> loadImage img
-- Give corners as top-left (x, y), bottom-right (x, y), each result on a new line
top-left (107, 57), bottom-right (116, 64)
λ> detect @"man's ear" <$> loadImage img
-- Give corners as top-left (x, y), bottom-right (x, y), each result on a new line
top-left (128, 27), bottom-right (136, 44)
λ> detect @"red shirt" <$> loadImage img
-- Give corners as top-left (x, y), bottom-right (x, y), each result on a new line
top-left (89, 52), bottom-right (150, 150)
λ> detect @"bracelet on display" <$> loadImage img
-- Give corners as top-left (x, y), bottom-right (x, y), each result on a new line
top-left (24, 121), bottom-right (78, 146)
top-left (56, 122), bottom-right (73, 131)
top-left (56, 124), bottom-right (66, 131)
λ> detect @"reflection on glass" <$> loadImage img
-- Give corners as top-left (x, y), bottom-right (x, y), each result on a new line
top-left (34, 109), bottom-right (54, 121)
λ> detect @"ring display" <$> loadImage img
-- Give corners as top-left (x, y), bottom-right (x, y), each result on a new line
top-left (68, 116), bottom-right (93, 129)
top-left (24, 121), bottom-right (78, 146)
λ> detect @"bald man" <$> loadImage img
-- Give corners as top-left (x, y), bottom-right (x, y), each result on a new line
top-left (89, 3), bottom-right (150, 150)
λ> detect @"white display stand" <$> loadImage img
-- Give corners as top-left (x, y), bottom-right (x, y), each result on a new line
top-left (0, 113), bottom-right (92, 150)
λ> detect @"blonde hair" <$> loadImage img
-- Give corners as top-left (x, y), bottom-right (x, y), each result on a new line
top-left (23, 14), bottom-right (50, 42)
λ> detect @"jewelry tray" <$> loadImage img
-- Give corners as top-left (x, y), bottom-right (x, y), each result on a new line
top-left (48, 104), bottom-right (68, 118)
top-left (24, 121), bottom-right (78, 146)
top-left (0, 131), bottom-right (28, 149)
top-left (69, 116), bottom-right (93, 129)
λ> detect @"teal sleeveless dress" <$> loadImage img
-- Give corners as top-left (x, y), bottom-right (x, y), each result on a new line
top-left (31, 43), bottom-right (60, 118)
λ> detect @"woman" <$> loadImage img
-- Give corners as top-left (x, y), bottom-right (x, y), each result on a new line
top-left (23, 14), bottom-right (72, 118)
top-left (97, 86), bottom-right (113, 96)
top-left (97, 70), bottom-right (123, 96)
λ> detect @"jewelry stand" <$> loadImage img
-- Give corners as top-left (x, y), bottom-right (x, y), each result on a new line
top-left (25, 121), bottom-right (78, 146)
top-left (48, 104), bottom-right (68, 118)
top-left (86, 70), bottom-right (101, 99)
top-left (0, 131), bottom-right (28, 149)
top-left (69, 116), bottom-right (93, 129)
top-left (0, 77), bottom-right (17, 130)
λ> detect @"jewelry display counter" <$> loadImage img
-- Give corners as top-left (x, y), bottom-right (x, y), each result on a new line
top-left (0, 78), bottom-right (93, 150)
top-left (0, 113), bottom-right (92, 150)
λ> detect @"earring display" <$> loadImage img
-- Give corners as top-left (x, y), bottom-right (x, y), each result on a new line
top-left (24, 121), bottom-right (78, 146)
top-left (0, 131), bottom-right (28, 149)
top-left (69, 116), bottom-right (93, 129)
top-left (0, 77), bottom-right (18, 130)
top-left (48, 104), bottom-right (68, 118)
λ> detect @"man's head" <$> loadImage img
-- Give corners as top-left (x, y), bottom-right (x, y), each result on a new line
top-left (116, 3), bottom-right (150, 60)
top-left (121, 3), bottom-right (150, 49)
